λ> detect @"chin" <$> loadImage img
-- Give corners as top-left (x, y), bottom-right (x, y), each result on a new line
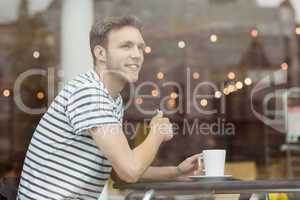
top-left (124, 72), bottom-right (139, 83)
top-left (128, 76), bottom-right (139, 83)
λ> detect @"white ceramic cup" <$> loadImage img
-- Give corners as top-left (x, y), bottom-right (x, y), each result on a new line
top-left (199, 149), bottom-right (226, 176)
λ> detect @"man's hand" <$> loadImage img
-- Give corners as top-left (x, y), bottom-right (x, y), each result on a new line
top-left (176, 154), bottom-right (203, 180)
top-left (149, 110), bottom-right (173, 142)
top-left (139, 154), bottom-right (204, 181)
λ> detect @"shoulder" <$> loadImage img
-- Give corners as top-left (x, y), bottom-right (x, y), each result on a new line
top-left (61, 71), bottom-right (108, 98)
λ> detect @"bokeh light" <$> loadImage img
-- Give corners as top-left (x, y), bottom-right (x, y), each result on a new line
top-left (144, 46), bottom-right (152, 54)
top-left (157, 72), bottom-right (164, 80)
top-left (281, 62), bottom-right (288, 70)
top-left (192, 72), bottom-right (200, 80)
top-left (135, 97), bottom-right (143, 105)
top-left (215, 91), bottom-right (222, 98)
top-left (3, 89), bottom-right (11, 97)
top-left (167, 99), bottom-right (176, 109)
top-left (170, 92), bottom-right (178, 99)
top-left (178, 41), bottom-right (186, 48)
top-left (227, 72), bottom-right (236, 80)
top-left (33, 51), bottom-right (40, 59)
top-left (236, 81), bottom-right (243, 89)
top-left (151, 89), bottom-right (159, 97)
top-left (251, 29), bottom-right (258, 38)
top-left (244, 78), bottom-right (252, 86)
top-left (210, 34), bottom-right (218, 43)
top-left (296, 27), bottom-right (300, 35)
top-left (36, 91), bottom-right (45, 100)
top-left (223, 88), bottom-right (230, 95)
top-left (200, 99), bottom-right (208, 107)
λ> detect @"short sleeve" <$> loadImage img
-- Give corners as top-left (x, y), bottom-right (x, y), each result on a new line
top-left (66, 84), bottom-right (120, 134)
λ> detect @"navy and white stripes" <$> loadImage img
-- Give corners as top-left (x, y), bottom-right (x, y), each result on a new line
top-left (17, 70), bottom-right (123, 200)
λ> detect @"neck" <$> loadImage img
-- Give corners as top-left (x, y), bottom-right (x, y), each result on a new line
top-left (94, 64), bottom-right (126, 99)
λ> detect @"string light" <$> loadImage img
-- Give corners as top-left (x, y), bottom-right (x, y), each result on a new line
top-left (3, 89), bottom-right (10, 97)
top-left (192, 72), bottom-right (200, 80)
top-left (36, 91), bottom-right (45, 100)
top-left (178, 41), bottom-right (186, 48)
top-left (156, 72), bottom-right (164, 80)
top-left (281, 62), bottom-right (288, 70)
top-left (200, 99), bottom-right (208, 107)
top-left (144, 46), bottom-right (152, 54)
top-left (215, 91), bottom-right (222, 98)
top-left (244, 78), bottom-right (252, 86)
top-left (227, 72), bottom-right (236, 80)
top-left (210, 34), bottom-right (218, 43)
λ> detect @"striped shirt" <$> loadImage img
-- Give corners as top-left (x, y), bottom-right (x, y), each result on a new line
top-left (17, 69), bottom-right (124, 200)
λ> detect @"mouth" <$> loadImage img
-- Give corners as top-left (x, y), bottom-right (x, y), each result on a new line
top-left (125, 64), bottom-right (140, 71)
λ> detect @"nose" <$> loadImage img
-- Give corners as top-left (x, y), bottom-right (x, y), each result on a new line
top-left (130, 46), bottom-right (143, 59)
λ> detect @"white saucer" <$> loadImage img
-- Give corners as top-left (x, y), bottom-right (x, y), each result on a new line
top-left (188, 175), bottom-right (232, 180)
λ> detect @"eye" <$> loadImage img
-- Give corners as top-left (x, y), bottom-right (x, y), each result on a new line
top-left (121, 43), bottom-right (134, 49)
top-left (121, 44), bottom-right (130, 48)
top-left (138, 46), bottom-right (144, 51)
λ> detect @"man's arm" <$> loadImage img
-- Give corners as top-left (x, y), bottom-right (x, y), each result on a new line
top-left (89, 113), bottom-right (173, 183)
top-left (140, 154), bottom-right (201, 181)
top-left (140, 166), bottom-right (179, 180)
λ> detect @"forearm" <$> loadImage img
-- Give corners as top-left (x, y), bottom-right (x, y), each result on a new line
top-left (90, 125), bottom-right (164, 183)
top-left (140, 166), bottom-right (180, 180)
top-left (131, 132), bottom-right (163, 179)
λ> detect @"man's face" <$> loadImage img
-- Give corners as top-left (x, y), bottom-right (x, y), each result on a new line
top-left (105, 26), bottom-right (145, 83)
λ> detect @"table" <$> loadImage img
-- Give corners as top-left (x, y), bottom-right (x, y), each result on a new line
top-left (114, 179), bottom-right (300, 200)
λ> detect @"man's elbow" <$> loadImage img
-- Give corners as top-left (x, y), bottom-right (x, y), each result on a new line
top-left (118, 166), bottom-right (140, 183)
top-left (121, 174), bottom-right (139, 183)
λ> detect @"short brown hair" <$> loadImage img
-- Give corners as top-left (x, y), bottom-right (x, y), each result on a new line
top-left (89, 16), bottom-right (143, 65)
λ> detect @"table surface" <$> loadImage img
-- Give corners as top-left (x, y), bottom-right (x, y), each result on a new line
top-left (114, 179), bottom-right (300, 194)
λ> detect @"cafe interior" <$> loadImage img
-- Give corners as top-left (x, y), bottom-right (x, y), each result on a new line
top-left (1, 0), bottom-right (300, 199)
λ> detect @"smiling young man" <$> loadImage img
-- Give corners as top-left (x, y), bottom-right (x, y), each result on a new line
top-left (17, 16), bottom-right (200, 200)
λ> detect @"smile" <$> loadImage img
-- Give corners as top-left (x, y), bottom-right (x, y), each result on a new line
top-left (125, 64), bottom-right (140, 70)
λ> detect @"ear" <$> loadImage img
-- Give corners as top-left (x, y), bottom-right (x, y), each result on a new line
top-left (93, 45), bottom-right (107, 63)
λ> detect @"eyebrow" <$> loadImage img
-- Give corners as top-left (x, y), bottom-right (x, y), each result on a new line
top-left (121, 41), bottom-right (146, 48)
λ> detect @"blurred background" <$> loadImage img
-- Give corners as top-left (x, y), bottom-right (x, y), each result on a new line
top-left (1, 0), bottom-right (300, 182)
